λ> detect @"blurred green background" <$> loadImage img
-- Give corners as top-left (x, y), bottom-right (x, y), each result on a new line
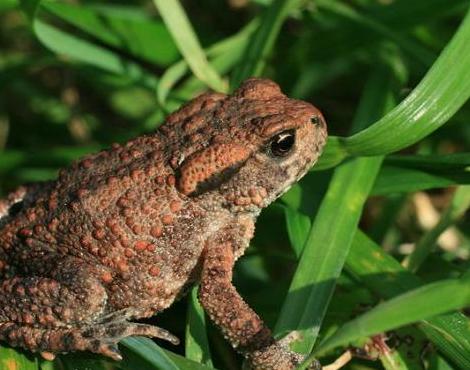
top-left (0, 1), bottom-right (470, 370)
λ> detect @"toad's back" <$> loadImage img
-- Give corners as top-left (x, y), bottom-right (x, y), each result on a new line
top-left (0, 124), bottom-right (226, 313)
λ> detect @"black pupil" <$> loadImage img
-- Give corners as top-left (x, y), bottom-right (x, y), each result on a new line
top-left (311, 116), bottom-right (321, 125)
top-left (271, 131), bottom-right (295, 156)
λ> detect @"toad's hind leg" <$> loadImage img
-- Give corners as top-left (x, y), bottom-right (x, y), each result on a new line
top-left (0, 322), bottom-right (179, 361)
top-left (0, 260), bottom-right (109, 357)
top-left (90, 308), bottom-right (179, 346)
top-left (0, 260), bottom-right (178, 360)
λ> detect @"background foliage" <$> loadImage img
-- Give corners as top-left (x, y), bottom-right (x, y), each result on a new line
top-left (0, 0), bottom-right (469, 369)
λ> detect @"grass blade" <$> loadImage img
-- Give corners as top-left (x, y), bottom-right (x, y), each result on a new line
top-left (313, 8), bottom-right (470, 169)
top-left (186, 286), bottom-right (212, 366)
top-left (310, 276), bottom-right (470, 359)
top-left (345, 230), bottom-right (470, 369)
top-left (403, 185), bottom-right (470, 272)
top-left (283, 206), bottom-right (311, 258)
top-left (34, 20), bottom-right (157, 89)
top-left (152, 0), bottom-right (226, 92)
top-left (157, 20), bottom-right (258, 107)
top-left (20, 0), bottom-right (158, 88)
top-left (275, 157), bottom-right (383, 353)
top-left (316, 0), bottom-right (435, 66)
top-left (371, 165), bottom-right (470, 195)
top-left (0, 347), bottom-right (38, 370)
top-left (121, 337), bottom-right (216, 370)
top-left (41, 2), bottom-right (179, 66)
top-left (342, 7), bottom-right (470, 155)
top-left (121, 337), bottom-right (179, 370)
top-left (230, 0), bottom-right (302, 87)
top-left (275, 63), bottom-right (396, 353)
top-left (385, 153), bottom-right (470, 171)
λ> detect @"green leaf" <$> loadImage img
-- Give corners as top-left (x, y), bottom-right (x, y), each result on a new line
top-left (311, 137), bottom-right (348, 171)
top-left (404, 185), bottom-right (470, 272)
top-left (41, 2), bottom-right (179, 66)
top-left (275, 156), bottom-right (383, 353)
top-left (311, 276), bottom-right (470, 359)
top-left (371, 165), bottom-right (470, 195)
top-left (152, 0), bottom-right (226, 92)
top-left (311, 8), bottom-right (470, 170)
top-left (186, 286), bottom-right (212, 366)
top-left (157, 20), bottom-right (258, 107)
top-left (33, 20), bottom-right (157, 89)
top-left (19, 0), bottom-right (158, 88)
top-left (344, 230), bottom-right (470, 370)
top-left (276, 63), bottom-right (396, 354)
top-left (121, 337), bottom-right (216, 370)
top-left (342, 7), bottom-right (470, 155)
top-left (0, 347), bottom-right (38, 370)
top-left (230, 0), bottom-right (303, 87)
top-left (58, 353), bottom-right (111, 370)
top-left (121, 337), bottom-right (179, 370)
top-left (283, 206), bottom-right (311, 258)
top-left (385, 153), bottom-right (470, 171)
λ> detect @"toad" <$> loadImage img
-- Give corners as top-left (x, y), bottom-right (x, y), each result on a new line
top-left (0, 78), bottom-right (327, 369)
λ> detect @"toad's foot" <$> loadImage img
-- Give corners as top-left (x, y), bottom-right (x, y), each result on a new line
top-left (246, 343), bottom-right (321, 370)
top-left (83, 320), bottom-right (180, 347)
top-left (0, 321), bottom-right (178, 361)
top-left (81, 320), bottom-right (180, 360)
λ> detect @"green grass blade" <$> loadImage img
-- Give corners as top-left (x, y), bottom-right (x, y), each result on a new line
top-left (275, 156), bottom-right (383, 353)
top-left (186, 286), bottom-right (213, 366)
top-left (165, 351), bottom-right (217, 370)
top-left (20, 0), bottom-right (158, 88)
top-left (152, 0), bottom-right (226, 92)
top-left (157, 20), bottom-right (258, 107)
top-left (121, 337), bottom-right (216, 370)
top-left (371, 165), bottom-right (470, 195)
top-left (385, 153), bottom-right (470, 171)
top-left (41, 2), bottom-right (179, 66)
top-left (230, 0), bottom-right (302, 87)
top-left (342, 7), bottom-right (470, 156)
top-left (0, 347), bottom-right (38, 370)
top-left (316, 0), bottom-right (435, 66)
top-left (121, 337), bottom-right (179, 370)
top-left (310, 277), bottom-right (470, 360)
top-left (58, 354), bottom-right (111, 370)
top-left (404, 185), bottom-right (470, 272)
top-left (19, 0), bottom-right (39, 20)
top-left (283, 206), bottom-right (311, 259)
top-left (345, 230), bottom-right (470, 369)
top-left (275, 63), bottom-right (396, 353)
top-left (315, 5), bottom-right (470, 168)
top-left (34, 20), bottom-right (157, 89)
top-left (311, 137), bottom-right (348, 171)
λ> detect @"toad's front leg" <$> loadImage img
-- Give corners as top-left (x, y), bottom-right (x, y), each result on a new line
top-left (199, 241), bottom-right (321, 370)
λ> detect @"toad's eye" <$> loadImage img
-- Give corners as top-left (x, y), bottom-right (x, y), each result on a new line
top-left (310, 116), bottom-right (321, 125)
top-left (269, 130), bottom-right (296, 157)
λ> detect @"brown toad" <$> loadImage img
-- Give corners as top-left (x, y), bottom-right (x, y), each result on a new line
top-left (0, 78), bottom-right (327, 369)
